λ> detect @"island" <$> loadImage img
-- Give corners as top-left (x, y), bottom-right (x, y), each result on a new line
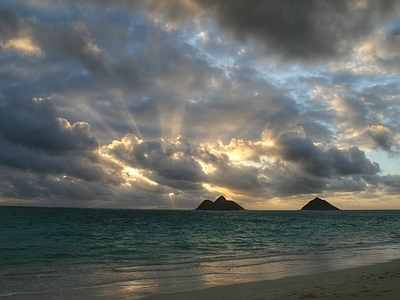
top-left (195, 196), bottom-right (245, 210)
top-left (301, 197), bottom-right (340, 210)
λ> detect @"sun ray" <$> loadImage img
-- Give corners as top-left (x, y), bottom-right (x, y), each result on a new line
top-left (57, 93), bottom-right (123, 143)
top-left (158, 98), bottom-right (186, 140)
top-left (168, 192), bottom-right (176, 206)
top-left (110, 89), bottom-right (143, 140)
top-left (87, 108), bottom-right (121, 141)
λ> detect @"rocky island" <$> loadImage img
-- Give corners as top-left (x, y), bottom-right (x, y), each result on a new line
top-left (195, 196), bottom-right (245, 210)
top-left (301, 197), bottom-right (340, 210)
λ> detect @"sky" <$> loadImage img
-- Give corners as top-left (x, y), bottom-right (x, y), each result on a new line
top-left (1, 0), bottom-right (400, 210)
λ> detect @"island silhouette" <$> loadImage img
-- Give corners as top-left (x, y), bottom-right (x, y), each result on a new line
top-left (195, 196), bottom-right (245, 210)
top-left (301, 197), bottom-right (340, 210)
top-left (196, 196), bottom-right (340, 211)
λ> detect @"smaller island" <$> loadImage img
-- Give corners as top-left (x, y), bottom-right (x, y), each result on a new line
top-left (301, 197), bottom-right (340, 210)
top-left (195, 196), bottom-right (245, 210)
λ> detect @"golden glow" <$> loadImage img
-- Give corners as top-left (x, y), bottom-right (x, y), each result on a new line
top-left (1, 37), bottom-right (42, 56)
top-left (101, 137), bottom-right (159, 187)
top-left (122, 166), bottom-right (141, 179)
top-left (122, 166), bottom-right (158, 186)
top-left (218, 138), bottom-right (266, 163)
top-left (203, 183), bottom-right (235, 199)
top-left (195, 159), bottom-right (216, 175)
top-left (172, 152), bottom-right (183, 160)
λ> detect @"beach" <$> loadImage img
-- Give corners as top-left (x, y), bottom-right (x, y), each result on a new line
top-left (143, 259), bottom-right (400, 300)
top-left (3, 259), bottom-right (399, 299)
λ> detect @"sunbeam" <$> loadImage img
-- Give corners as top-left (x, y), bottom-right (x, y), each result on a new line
top-left (158, 98), bottom-right (186, 140)
top-left (110, 89), bottom-right (143, 140)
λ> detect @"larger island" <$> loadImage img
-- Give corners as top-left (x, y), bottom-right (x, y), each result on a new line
top-left (195, 196), bottom-right (245, 210)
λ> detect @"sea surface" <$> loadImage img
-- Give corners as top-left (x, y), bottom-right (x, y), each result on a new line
top-left (1, 207), bottom-right (400, 298)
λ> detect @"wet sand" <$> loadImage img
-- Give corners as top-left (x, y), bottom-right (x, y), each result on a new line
top-left (4, 259), bottom-right (400, 299)
top-left (144, 259), bottom-right (400, 300)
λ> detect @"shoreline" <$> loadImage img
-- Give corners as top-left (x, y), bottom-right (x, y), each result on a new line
top-left (3, 259), bottom-right (400, 299)
top-left (145, 259), bottom-right (400, 300)
top-left (143, 259), bottom-right (400, 300)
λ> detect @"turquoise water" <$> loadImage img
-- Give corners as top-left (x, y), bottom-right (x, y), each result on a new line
top-left (1, 207), bottom-right (400, 297)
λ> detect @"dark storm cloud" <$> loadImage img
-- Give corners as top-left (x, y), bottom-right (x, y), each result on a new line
top-left (210, 165), bottom-right (262, 192)
top-left (144, 171), bottom-right (204, 191)
top-left (65, 0), bottom-right (400, 62)
top-left (1, 7), bottom-right (109, 76)
top-left (132, 140), bottom-right (203, 182)
top-left (296, 119), bottom-right (335, 143)
top-left (41, 21), bottom-right (108, 75)
top-left (0, 139), bottom-right (124, 185)
top-left (0, 165), bottom-right (122, 207)
top-left (0, 96), bottom-right (97, 153)
top-left (194, 0), bottom-right (400, 60)
top-left (0, 8), bottom-right (24, 40)
top-left (278, 135), bottom-right (380, 177)
top-left (363, 126), bottom-right (396, 153)
top-left (380, 175), bottom-right (400, 191)
top-left (0, 95), bottom-right (125, 186)
top-left (264, 170), bottom-right (327, 197)
top-left (28, 15), bottom-right (107, 75)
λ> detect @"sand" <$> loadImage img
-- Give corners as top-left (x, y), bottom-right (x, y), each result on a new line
top-left (4, 259), bottom-right (400, 299)
top-left (143, 260), bottom-right (400, 300)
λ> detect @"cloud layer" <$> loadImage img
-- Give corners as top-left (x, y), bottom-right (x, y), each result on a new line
top-left (1, 1), bottom-right (400, 209)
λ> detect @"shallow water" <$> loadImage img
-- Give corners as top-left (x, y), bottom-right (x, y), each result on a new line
top-left (1, 207), bottom-right (400, 297)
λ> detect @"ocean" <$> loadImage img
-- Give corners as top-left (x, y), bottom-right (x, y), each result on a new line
top-left (1, 207), bottom-right (400, 298)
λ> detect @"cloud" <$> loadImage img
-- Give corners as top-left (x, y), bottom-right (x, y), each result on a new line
top-left (262, 166), bottom-right (328, 197)
top-left (1, 7), bottom-right (107, 74)
top-left (193, 142), bottom-right (263, 194)
top-left (0, 139), bottom-right (124, 186)
top-left (362, 125), bottom-right (398, 152)
top-left (0, 96), bottom-right (97, 153)
top-left (1, 1), bottom-right (400, 209)
top-left (0, 8), bottom-right (42, 56)
top-left (106, 134), bottom-right (206, 188)
top-left (44, 21), bottom-right (107, 75)
top-left (278, 136), bottom-right (380, 177)
top-left (0, 36), bottom-right (42, 56)
top-left (310, 80), bottom-right (400, 153)
top-left (0, 95), bottom-right (124, 187)
top-left (192, 0), bottom-right (400, 60)
top-left (6, 1), bottom-right (399, 62)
